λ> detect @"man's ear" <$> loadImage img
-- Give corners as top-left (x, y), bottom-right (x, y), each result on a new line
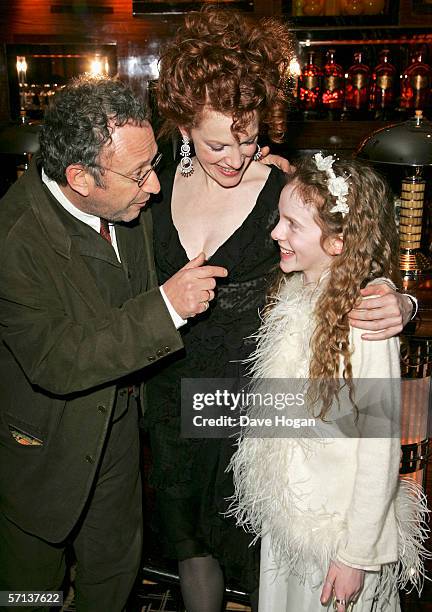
top-left (65, 164), bottom-right (92, 197)
top-left (326, 234), bottom-right (344, 256)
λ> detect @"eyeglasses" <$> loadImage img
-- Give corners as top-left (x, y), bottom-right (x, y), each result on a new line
top-left (96, 152), bottom-right (163, 188)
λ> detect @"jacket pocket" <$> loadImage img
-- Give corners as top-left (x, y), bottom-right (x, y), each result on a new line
top-left (5, 414), bottom-right (45, 447)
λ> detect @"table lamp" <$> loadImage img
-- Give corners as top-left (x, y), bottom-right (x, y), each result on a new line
top-left (357, 110), bottom-right (432, 280)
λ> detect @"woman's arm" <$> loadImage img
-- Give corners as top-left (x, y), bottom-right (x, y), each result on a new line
top-left (349, 283), bottom-right (413, 340)
top-left (321, 327), bottom-right (401, 609)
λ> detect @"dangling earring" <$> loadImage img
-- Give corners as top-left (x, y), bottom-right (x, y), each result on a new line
top-left (253, 143), bottom-right (262, 162)
top-left (180, 135), bottom-right (194, 177)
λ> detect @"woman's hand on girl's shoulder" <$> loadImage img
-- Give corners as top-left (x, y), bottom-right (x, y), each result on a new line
top-left (320, 560), bottom-right (365, 612)
top-left (259, 146), bottom-right (295, 174)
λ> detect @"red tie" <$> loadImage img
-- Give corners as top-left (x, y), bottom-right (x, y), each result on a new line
top-left (99, 218), bottom-right (112, 244)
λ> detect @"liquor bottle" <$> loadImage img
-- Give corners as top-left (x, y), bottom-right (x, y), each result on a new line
top-left (369, 49), bottom-right (396, 115)
top-left (321, 49), bottom-right (344, 117)
top-left (400, 49), bottom-right (432, 112)
top-left (344, 50), bottom-right (371, 113)
top-left (299, 51), bottom-right (322, 114)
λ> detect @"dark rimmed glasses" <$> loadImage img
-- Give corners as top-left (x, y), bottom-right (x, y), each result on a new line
top-left (96, 152), bottom-right (163, 188)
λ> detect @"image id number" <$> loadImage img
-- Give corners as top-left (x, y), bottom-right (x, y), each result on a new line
top-left (0, 591), bottom-right (63, 606)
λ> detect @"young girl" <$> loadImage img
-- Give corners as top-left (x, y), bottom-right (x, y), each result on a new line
top-left (230, 155), bottom-right (428, 611)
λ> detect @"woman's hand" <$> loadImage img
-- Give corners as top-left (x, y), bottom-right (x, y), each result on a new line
top-left (320, 560), bottom-right (365, 611)
top-left (348, 283), bottom-right (413, 341)
top-left (259, 146), bottom-right (295, 174)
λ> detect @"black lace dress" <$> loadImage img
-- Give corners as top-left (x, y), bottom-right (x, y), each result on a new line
top-left (145, 163), bottom-right (285, 592)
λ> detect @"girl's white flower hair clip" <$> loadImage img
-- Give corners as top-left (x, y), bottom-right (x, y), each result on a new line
top-left (313, 152), bottom-right (350, 217)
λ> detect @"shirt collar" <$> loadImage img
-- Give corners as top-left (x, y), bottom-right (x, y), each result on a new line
top-left (41, 168), bottom-right (121, 261)
top-left (41, 168), bottom-right (100, 234)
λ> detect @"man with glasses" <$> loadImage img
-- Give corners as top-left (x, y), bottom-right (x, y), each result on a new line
top-left (0, 76), bottom-right (226, 611)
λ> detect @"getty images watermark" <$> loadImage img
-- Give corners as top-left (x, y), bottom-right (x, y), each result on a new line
top-left (181, 378), bottom-right (402, 439)
top-left (191, 387), bottom-right (314, 430)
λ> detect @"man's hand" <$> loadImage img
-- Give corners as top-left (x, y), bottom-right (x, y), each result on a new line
top-left (348, 283), bottom-right (413, 341)
top-left (163, 252), bottom-right (227, 319)
top-left (259, 146), bottom-right (295, 174)
top-left (320, 560), bottom-right (365, 612)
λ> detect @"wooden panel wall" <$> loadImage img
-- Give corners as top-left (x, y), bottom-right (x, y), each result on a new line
top-left (0, 0), bottom-right (275, 123)
top-left (0, 0), bottom-right (177, 122)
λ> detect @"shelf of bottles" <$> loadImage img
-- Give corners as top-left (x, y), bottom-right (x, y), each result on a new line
top-left (18, 81), bottom-right (64, 122)
top-left (10, 46), bottom-right (116, 122)
top-left (292, 43), bottom-right (432, 121)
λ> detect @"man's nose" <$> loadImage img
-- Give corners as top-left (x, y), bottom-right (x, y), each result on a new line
top-left (142, 170), bottom-right (160, 195)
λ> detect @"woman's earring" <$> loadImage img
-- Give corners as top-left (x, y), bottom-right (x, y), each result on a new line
top-left (253, 143), bottom-right (262, 162)
top-left (180, 135), bottom-right (194, 177)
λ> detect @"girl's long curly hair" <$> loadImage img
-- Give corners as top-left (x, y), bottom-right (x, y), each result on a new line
top-left (156, 6), bottom-right (295, 142)
top-left (268, 157), bottom-right (400, 419)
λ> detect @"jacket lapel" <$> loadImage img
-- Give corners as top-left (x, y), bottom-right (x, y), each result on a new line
top-left (24, 159), bottom-right (118, 315)
top-left (24, 158), bottom-right (155, 311)
top-left (139, 206), bottom-right (156, 290)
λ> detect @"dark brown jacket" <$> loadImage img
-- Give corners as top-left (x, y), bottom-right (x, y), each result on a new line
top-left (0, 158), bottom-right (182, 542)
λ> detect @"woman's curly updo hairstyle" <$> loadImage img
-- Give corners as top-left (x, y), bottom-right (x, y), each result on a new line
top-left (156, 7), bottom-right (295, 142)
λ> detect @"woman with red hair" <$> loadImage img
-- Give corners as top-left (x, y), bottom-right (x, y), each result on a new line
top-left (145, 8), bottom-right (412, 611)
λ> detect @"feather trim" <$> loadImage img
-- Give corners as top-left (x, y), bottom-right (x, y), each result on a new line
top-left (386, 477), bottom-right (430, 594)
top-left (229, 441), bottom-right (430, 596)
top-left (228, 435), bottom-right (342, 583)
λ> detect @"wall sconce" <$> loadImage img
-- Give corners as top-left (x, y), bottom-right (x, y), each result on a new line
top-left (287, 56), bottom-right (301, 97)
top-left (89, 56), bottom-right (108, 77)
top-left (16, 56), bottom-right (27, 83)
top-left (16, 56), bottom-right (28, 116)
top-left (289, 56), bottom-right (301, 77)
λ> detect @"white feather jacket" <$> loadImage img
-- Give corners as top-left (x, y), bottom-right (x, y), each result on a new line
top-left (230, 273), bottom-right (428, 595)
